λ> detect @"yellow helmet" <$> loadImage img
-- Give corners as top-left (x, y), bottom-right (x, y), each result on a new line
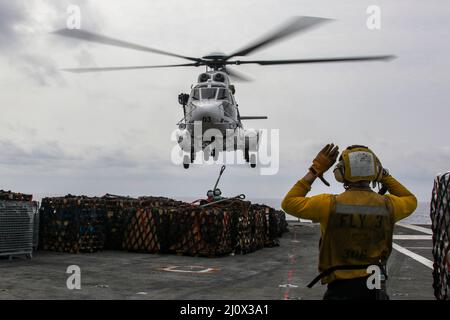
top-left (333, 145), bottom-right (383, 183)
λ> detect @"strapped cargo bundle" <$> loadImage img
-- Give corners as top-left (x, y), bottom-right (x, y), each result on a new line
top-left (250, 204), bottom-right (281, 248)
top-left (122, 196), bottom-right (189, 253)
top-left (39, 196), bottom-right (106, 253)
top-left (431, 172), bottom-right (450, 300)
top-left (39, 194), bottom-right (288, 257)
top-left (123, 207), bottom-right (163, 253)
top-left (165, 205), bottom-right (235, 256)
top-left (102, 195), bottom-right (139, 250)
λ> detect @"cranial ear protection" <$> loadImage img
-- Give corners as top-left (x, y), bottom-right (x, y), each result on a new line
top-left (333, 161), bottom-right (346, 183)
top-left (333, 145), bottom-right (383, 184)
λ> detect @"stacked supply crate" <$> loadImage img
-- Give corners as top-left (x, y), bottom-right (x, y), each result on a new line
top-left (122, 206), bottom-right (163, 253)
top-left (39, 194), bottom-right (289, 257)
top-left (102, 194), bottom-right (138, 250)
top-left (39, 196), bottom-right (106, 253)
top-left (166, 202), bottom-right (237, 257)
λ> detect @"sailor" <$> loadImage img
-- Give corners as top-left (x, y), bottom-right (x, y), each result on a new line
top-left (281, 144), bottom-right (417, 300)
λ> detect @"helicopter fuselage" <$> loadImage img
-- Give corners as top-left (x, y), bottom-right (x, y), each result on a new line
top-left (176, 70), bottom-right (261, 167)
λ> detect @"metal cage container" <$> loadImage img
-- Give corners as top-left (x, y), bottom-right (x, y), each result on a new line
top-left (0, 200), bottom-right (38, 259)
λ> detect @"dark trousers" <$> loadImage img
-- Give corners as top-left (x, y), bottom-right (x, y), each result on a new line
top-left (323, 277), bottom-right (389, 300)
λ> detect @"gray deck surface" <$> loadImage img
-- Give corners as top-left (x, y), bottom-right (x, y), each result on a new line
top-left (0, 223), bottom-right (434, 300)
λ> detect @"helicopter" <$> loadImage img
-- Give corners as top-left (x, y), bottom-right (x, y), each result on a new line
top-left (54, 16), bottom-right (395, 169)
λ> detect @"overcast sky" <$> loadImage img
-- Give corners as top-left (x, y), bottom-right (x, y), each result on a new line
top-left (0, 0), bottom-right (449, 204)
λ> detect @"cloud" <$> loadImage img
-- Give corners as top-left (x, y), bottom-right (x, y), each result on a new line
top-left (0, 1), bottom-right (27, 48)
top-left (15, 53), bottom-right (65, 86)
top-left (0, 139), bottom-right (74, 167)
top-left (0, 1), bottom-right (60, 85)
top-left (0, 0), bottom-right (102, 85)
top-left (0, 138), bottom-right (165, 173)
top-left (0, 0), bottom-right (449, 204)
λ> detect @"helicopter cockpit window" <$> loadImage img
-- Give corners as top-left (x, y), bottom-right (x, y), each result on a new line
top-left (192, 88), bottom-right (200, 100)
top-left (217, 88), bottom-right (230, 101)
top-left (200, 88), bottom-right (217, 100)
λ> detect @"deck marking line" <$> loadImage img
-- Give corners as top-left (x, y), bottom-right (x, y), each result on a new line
top-left (393, 235), bottom-right (431, 240)
top-left (396, 223), bottom-right (432, 235)
top-left (279, 284), bottom-right (298, 288)
top-left (392, 243), bottom-right (433, 270)
top-left (161, 266), bottom-right (220, 273)
top-left (284, 226), bottom-right (298, 300)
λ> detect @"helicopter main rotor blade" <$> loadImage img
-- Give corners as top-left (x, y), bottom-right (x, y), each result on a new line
top-left (62, 63), bottom-right (201, 73)
top-left (228, 55), bottom-right (396, 66)
top-left (53, 29), bottom-right (201, 62)
top-left (225, 16), bottom-right (331, 60)
top-left (226, 67), bottom-right (252, 82)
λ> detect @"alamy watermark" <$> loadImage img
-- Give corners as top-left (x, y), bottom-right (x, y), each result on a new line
top-left (366, 265), bottom-right (383, 290)
top-left (170, 124), bottom-right (280, 175)
top-left (366, 5), bottom-right (381, 30)
top-left (66, 265), bottom-right (81, 290)
top-left (66, 5), bottom-right (81, 30)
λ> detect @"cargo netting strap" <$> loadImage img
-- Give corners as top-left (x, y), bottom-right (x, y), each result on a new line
top-left (123, 208), bottom-right (161, 253)
top-left (431, 172), bottom-right (450, 300)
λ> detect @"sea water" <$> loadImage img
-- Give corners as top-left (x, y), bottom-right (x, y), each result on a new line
top-left (246, 198), bottom-right (431, 225)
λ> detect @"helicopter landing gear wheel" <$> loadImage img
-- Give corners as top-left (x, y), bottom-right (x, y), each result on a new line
top-left (183, 154), bottom-right (190, 169)
top-left (212, 149), bottom-right (219, 161)
top-left (244, 148), bottom-right (250, 163)
top-left (250, 153), bottom-right (257, 168)
top-left (190, 147), bottom-right (195, 163)
top-left (244, 136), bottom-right (250, 162)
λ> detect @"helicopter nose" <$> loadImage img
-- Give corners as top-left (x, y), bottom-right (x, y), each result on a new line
top-left (190, 101), bottom-right (224, 124)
